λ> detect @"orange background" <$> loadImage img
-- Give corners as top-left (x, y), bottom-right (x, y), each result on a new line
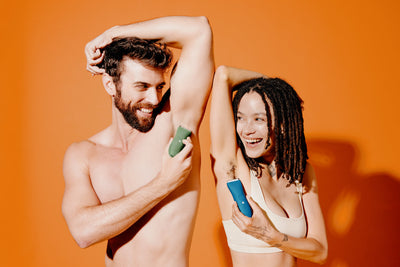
top-left (1, 0), bottom-right (399, 266)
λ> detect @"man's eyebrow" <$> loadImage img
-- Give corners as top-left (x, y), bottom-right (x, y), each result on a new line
top-left (132, 82), bottom-right (166, 87)
top-left (133, 81), bottom-right (150, 86)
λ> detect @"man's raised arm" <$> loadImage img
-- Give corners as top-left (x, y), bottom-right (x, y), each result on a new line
top-left (85, 16), bottom-right (214, 133)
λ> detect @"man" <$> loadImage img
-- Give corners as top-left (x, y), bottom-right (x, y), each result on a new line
top-left (62, 16), bottom-right (214, 266)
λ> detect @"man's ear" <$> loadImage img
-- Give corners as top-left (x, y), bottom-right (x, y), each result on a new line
top-left (102, 73), bottom-right (117, 96)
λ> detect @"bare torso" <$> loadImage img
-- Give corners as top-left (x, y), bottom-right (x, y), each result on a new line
top-left (86, 110), bottom-right (201, 266)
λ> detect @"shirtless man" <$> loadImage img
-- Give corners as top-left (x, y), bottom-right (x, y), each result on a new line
top-left (62, 16), bottom-right (214, 266)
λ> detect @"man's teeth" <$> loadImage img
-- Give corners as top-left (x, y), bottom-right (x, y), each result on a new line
top-left (140, 108), bottom-right (153, 114)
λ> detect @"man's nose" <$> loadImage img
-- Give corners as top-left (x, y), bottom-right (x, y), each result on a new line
top-left (146, 87), bottom-right (161, 106)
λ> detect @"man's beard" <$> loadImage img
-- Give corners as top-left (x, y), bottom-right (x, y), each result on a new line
top-left (114, 94), bottom-right (157, 133)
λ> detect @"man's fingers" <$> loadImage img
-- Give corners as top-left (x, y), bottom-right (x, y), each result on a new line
top-left (89, 52), bottom-right (105, 65)
top-left (86, 65), bottom-right (105, 75)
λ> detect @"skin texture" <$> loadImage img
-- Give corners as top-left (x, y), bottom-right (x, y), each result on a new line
top-left (236, 92), bottom-right (274, 160)
top-left (210, 66), bottom-right (328, 267)
top-left (62, 16), bottom-right (214, 267)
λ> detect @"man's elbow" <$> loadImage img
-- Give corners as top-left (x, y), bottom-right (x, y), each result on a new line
top-left (75, 237), bottom-right (91, 249)
top-left (193, 16), bottom-right (213, 42)
top-left (196, 16), bottom-right (211, 30)
top-left (70, 226), bottom-right (96, 249)
top-left (63, 212), bottom-right (97, 248)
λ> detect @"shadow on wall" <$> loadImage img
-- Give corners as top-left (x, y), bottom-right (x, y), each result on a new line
top-left (214, 138), bottom-right (400, 267)
top-left (298, 139), bottom-right (400, 267)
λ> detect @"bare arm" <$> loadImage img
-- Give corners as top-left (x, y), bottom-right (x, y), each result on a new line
top-left (85, 16), bottom-right (214, 133)
top-left (210, 66), bottom-right (266, 219)
top-left (210, 66), bottom-right (265, 177)
top-left (276, 163), bottom-right (328, 263)
top-left (62, 139), bottom-right (193, 248)
top-left (232, 163), bottom-right (328, 264)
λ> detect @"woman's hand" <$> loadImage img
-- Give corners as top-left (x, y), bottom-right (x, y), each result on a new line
top-left (231, 196), bottom-right (282, 246)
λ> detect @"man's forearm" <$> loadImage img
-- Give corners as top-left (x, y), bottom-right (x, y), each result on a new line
top-left (68, 175), bottom-right (175, 248)
top-left (105, 16), bottom-right (211, 48)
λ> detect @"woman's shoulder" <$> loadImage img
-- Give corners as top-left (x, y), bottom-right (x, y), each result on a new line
top-left (302, 162), bottom-right (319, 194)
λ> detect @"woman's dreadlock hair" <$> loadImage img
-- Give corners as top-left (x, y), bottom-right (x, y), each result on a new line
top-left (232, 77), bottom-right (308, 184)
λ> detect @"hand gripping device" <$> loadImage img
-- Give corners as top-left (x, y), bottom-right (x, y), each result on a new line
top-left (227, 179), bottom-right (253, 217)
top-left (168, 126), bottom-right (192, 157)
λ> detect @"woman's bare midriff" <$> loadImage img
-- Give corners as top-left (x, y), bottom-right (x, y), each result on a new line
top-left (230, 250), bottom-right (297, 267)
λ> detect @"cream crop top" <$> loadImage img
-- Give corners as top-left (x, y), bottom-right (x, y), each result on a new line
top-left (222, 171), bottom-right (307, 253)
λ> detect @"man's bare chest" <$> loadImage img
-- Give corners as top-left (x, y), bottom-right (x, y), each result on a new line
top-left (88, 134), bottom-right (170, 203)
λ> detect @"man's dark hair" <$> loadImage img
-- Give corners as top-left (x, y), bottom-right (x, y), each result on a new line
top-left (99, 37), bottom-right (172, 84)
top-left (232, 77), bottom-right (308, 184)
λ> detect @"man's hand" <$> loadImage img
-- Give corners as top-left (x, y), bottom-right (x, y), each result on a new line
top-left (85, 27), bottom-right (117, 75)
top-left (159, 137), bottom-right (193, 190)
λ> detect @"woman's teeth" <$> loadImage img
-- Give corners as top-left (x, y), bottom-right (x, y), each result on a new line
top-left (245, 138), bottom-right (262, 144)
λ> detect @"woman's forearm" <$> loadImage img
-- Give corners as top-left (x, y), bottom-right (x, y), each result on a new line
top-left (224, 65), bottom-right (266, 87)
top-left (269, 232), bottom-right (328, 264)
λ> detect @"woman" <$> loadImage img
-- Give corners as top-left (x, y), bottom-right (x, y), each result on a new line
top-left (210, 66), bottom-right (328, 266)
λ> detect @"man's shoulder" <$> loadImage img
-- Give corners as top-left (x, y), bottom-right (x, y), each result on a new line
top-left (62, 140), bottom-right (95, 180)
top-left (64, 127), bottom-right (110, 161)
top-left (63, 127), bottom-right (115, 177)
top-left (64, 140), bottom-right (96, 163)
top-left (68, 139), bottom-right (96, 151)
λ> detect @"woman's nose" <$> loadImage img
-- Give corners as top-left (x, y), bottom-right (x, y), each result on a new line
top-left (243, 121), bottom-right (256, 134)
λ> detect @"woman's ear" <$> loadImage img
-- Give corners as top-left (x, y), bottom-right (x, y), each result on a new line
top-left (102, 73), bottom-right (116, 97)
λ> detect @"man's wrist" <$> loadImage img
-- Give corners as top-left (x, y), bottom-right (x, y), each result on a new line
top-left (105, 25), bottom-right (121, 40)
